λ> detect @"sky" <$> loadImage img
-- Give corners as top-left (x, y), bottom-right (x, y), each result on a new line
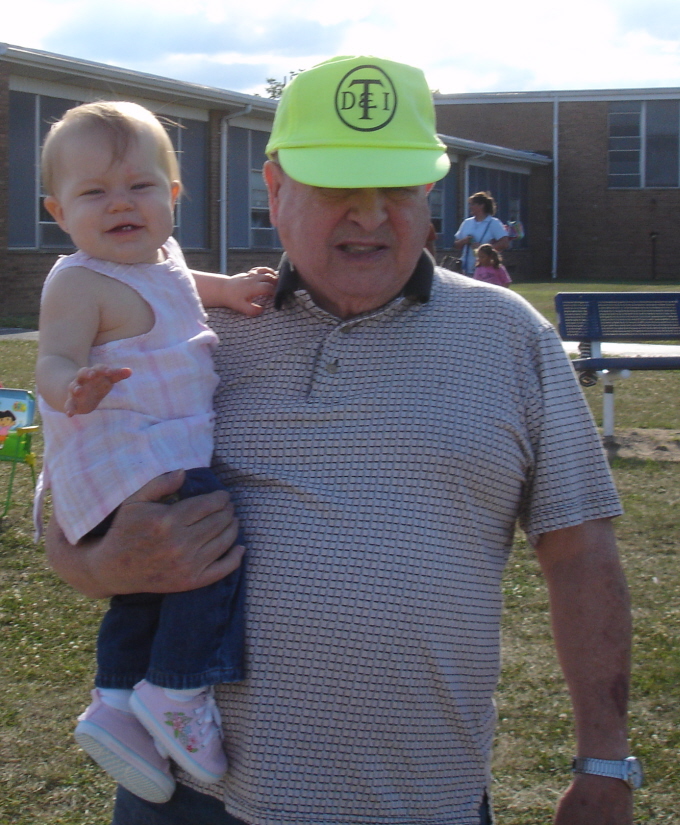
top-left (3, 0), bottom-right (680, 97)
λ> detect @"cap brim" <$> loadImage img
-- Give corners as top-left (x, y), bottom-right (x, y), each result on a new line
top-left (277, 147), bottom-right (451, 188)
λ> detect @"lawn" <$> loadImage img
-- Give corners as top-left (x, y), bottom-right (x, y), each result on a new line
top-left (1, 282), bottom-right (679, 823)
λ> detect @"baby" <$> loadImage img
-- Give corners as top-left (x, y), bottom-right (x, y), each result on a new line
top-left (35, 101), bottom-right (275, 803)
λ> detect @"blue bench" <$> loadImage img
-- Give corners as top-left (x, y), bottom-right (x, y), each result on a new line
top-left (554, 292), bottom-right (680, 438)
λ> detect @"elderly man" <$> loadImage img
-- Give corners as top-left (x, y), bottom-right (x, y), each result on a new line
top-left (47, 56), bottom-right (639, 825)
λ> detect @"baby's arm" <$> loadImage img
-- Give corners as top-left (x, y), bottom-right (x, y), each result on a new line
top-left (193, 268), bottom-right (277, 316)
top-left (36, 266), bottom-right (131, 415)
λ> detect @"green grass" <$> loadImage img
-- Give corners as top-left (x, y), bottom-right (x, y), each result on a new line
top-left (1, 282), bottom-right (679, 823)
top-left (493, 459), bottom-right (680, 823)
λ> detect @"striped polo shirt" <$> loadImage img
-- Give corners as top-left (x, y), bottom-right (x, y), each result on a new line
top-left (179, 259), bottom-right (622, 825)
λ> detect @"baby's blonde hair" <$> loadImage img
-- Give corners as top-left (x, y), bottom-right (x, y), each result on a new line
top-left (41, 101), bottom-right (181, 196)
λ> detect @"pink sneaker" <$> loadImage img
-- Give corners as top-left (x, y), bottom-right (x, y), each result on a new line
top-left (130, 681), bottom-right (227, 785)
top-left (74, 689), bottom-right (175, 803)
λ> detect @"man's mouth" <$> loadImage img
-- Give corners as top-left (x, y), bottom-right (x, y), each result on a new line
top-left (336, 242), bottom-right (387, 255)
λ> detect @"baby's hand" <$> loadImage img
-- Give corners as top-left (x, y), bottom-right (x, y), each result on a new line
top-left (225, 268), bottom-right (278, 317)
top-left (65, 364), bottom-right (132, 416)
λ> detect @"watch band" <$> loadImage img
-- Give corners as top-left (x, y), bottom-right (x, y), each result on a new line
top-left (572, 756), bottom-right (644, 789)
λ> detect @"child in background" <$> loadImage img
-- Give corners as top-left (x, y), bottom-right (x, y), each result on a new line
top-left (473, 243), bottom-right (512, 287)
top-left (35, 101), bottom-right (276, 803)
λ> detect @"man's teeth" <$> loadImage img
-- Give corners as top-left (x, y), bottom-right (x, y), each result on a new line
top-left (342, 244), bottom-right (380, 253)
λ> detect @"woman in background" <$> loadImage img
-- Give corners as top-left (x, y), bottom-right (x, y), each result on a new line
top-left (453, 192), bottom-right (509, 275)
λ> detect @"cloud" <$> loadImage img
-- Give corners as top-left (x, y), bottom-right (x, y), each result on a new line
top-left (42, 3), bottom-right (347, 83)
top-left (6, 0), bottom-right (680, 96)
top-left (617, 0), bottom-right (680, 41)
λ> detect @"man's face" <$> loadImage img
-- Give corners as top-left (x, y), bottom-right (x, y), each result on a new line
top-left (264, 162), bottom-right (432, 319)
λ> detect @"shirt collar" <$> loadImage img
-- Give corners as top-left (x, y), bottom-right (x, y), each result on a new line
top-left (273, 250), bottom-right (434, 310)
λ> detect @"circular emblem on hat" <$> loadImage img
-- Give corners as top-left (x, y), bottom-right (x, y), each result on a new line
top-left (334, 64), bottom-right (398, 132)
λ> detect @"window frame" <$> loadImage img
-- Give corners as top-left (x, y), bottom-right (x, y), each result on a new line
top-left (608, 99), bottom-right (680, 189)
top-left (8, 90), bottom-right (209, 251)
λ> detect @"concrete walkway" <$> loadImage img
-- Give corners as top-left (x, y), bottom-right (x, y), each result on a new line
top-left (0, 328), bottom-right (39, 340)
top-left (562, 341), bottom-right (680, 357)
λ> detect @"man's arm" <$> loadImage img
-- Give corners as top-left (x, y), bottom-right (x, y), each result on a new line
top-left (45, 471), bottom-right (244, 599)
top-left (535, 518), bottom-right (633, 825)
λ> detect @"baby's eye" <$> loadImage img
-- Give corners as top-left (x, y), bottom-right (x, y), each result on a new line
top-left (131, 182), bottom-right (154, 191)
top-left (80, 188), bottom-right (104, 196)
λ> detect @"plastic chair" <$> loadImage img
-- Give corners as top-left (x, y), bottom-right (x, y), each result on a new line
top-left (0, 388), bottom-right (39, 519)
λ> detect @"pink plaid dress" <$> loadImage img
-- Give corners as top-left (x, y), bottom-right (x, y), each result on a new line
top-left (35, 238), bottom-right (219, 544)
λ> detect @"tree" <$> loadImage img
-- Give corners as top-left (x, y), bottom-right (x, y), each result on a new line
top-left (265, 71), bottom-right (303, 99)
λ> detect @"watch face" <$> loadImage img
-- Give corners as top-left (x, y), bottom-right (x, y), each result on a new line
top-left (625, 757), bottom-right (644, 789)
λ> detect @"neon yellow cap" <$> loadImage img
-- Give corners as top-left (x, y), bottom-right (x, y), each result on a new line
top-left (265, 55), bottom-right (450, 188)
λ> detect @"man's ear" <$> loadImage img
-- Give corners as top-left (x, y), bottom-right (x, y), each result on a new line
top-left (263, 160), bottom-right (284, 227)
top-left (43, 195), bottom-right (67, 230)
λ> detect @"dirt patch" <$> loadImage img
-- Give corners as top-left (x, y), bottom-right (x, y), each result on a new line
top-left (602, 429), bottom-right (680, 462)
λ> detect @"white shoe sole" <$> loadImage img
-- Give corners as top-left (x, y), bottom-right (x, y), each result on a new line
top-left (75, 720), bottom-right (175, 803)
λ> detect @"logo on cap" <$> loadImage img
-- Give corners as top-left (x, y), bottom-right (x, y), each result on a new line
top-left (334, 64), bottom-right (398, 132)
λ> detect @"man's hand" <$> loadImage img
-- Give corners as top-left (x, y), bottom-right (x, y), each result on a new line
top-left (554, 774), bottom-right (633, 824)
top-left (65, 363), bottom-right (132, 416)
top-left (45, 470), bottom-right (244, 599)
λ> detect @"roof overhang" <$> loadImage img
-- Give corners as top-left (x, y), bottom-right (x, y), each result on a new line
top-left (435, 87), bottom-right (680, 105)
top-left (438, 133), bottom-right (551, 167)
top-left (0, 42), bottom-right (277, 118)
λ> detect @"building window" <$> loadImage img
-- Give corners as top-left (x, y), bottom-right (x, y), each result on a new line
top-left (608, 100), bottom-right (680, 188)
top-left (8, 91), bottom-right (209, 250)
top-left (165, 118), bottom-right (209, 249)
top-left (227, 126), bottom-right (278, 249)
top-left (429, 181), bottom-right (443, 234)
top-left (429, 161), bottom-right (458, 249)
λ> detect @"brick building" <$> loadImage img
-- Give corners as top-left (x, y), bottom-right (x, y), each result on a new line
top-left (1, 43), bottom-right (279, 316)
top-left (436, 88), bottom-right (680, 282)
top-left (1, 44), bottom-right (555, 317)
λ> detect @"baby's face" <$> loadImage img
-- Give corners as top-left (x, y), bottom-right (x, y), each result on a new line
top-left (44, 127), bottom-right (179, 265)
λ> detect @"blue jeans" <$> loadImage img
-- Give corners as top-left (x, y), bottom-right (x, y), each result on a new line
top-left (95, 468), bottom-right (245, 690)
top-left (112, 784), bottom-right (493, 824)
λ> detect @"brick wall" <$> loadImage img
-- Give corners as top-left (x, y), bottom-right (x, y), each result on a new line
top-left (436, 101), bottom-right (555, 280)
top-left (557, 101), bottom-right (680, 280)
top-left (436, 101), bottom-right (555, 155)
top-left (437, 97), bottom-right (680, 282)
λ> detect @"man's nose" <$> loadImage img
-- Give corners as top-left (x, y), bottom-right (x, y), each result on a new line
top-left (347, 189), bottom-right (388, 231)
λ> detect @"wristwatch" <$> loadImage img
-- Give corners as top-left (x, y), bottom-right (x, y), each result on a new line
top-left (572, 756), bottom-right (644, 789)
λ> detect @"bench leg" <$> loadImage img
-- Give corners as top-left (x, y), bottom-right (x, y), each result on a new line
top-left (602, 379), bottom-right (615, 440)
